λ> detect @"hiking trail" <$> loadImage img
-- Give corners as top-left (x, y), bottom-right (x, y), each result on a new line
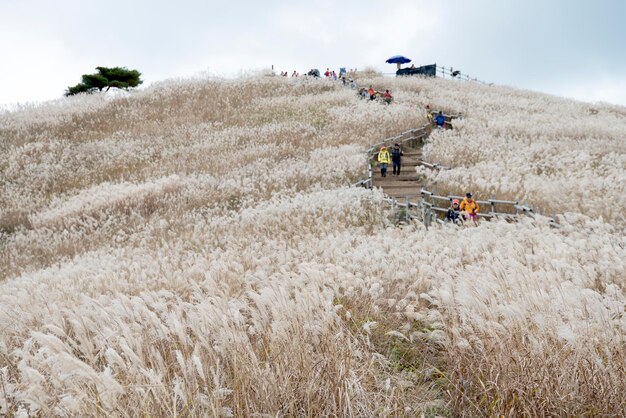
top-left (372, 145), bottom-right (424, 198)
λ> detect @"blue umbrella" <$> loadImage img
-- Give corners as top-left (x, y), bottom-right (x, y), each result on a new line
top-left (385, 55), bottom-right (412, 64)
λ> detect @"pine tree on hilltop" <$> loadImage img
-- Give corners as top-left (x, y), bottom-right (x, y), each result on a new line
top-left (65, 66), bottom-right (143, 96)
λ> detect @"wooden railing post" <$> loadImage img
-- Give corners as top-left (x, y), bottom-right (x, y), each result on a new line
top-left (405, 197), bottom-right (410, 223)
top-left (367, 147), bottom-right (373, 189)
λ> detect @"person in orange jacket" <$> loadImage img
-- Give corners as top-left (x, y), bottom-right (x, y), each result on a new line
top-left (460, 192), bottom-right (480, 225)
top-left (367, 86), bottom-right (376, 101)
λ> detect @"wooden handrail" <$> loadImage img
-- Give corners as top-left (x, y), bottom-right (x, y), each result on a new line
top-left (344, 78), bottom-right (557, 228)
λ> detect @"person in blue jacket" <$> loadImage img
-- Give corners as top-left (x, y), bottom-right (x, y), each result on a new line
top-left (391, 143), bottom-right (403, 175)
top-left (435, 111), bottom-right (446, 128)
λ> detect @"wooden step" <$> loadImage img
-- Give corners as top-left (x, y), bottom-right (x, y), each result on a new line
top-left (373, 167), bottom-right (420, 174)
top-left (374, 158), bottom-right (422, 166)
top-left (375, 182), bottom-right (423, 189)
top-left (371, 145), bottom-right (426, 198)
top-left (373, 174), bottom-right (420, 181)
top-left (377, 187), bottom-right (424, 198)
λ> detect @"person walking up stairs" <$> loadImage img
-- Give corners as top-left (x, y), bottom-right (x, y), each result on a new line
top-left (378, 145), bottom-right (391, 177)
top-left (391, 143), bottom-right (403, 175)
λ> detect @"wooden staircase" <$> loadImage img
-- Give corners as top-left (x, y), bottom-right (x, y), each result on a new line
top-left (372, 147), bottom-right (424, 198)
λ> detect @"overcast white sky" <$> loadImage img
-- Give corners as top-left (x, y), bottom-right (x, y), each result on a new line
top-left (1, 0), bottom-right (625, 106)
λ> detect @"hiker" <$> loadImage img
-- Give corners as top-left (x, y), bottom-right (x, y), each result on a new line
top-left (350, 78), bottom-right (357, 89)
top-left (383, 89), bottom-right (393, 104)
top-left (391, 143), bottom-right (403, 175)
top-left (377, 145), bottom-right (391, 177)
top-left (368, 86), bottom-right (376, 101)
top-left (426, 105), bottom-right (434, 123)
top-left (324, 68), bottom-right (331, 77)
top-left (359, 87), bottom-right (369, 99)
top-left (332, 70), bottom-right (337, 80)
top-left (446, 199), bottom-right (462, 225)
top-left (292, 70), bottom-right (298, 77)
top-left (460, 192), bottom-right (480, 225)
top-left (342, 76), bottom-right (347, 86)
top-left (435, 111), bottom-right (446, 128)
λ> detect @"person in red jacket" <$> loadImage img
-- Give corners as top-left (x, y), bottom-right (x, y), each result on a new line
top-left (383, 89), bottom-right (393, 104)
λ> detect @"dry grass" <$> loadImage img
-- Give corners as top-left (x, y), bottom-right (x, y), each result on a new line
top-left (0, 75), bottom-right (624, 417)
top-left (444, 329), bottom-right (625, 416)
top-left (376, 75), bottom-right (626, 227)
top-left (0, 211), bottom-right (32, 235)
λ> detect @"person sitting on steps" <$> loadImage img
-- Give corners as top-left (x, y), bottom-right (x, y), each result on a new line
top-left (368, 86), bottom-right (376, 101)
top-left (383, 89), bottom-right (393, 104)
top-left (435, 111), bottom-right (446, 129)
top-left (391, 143), bottom-right (403, 175)
top-left (460, 192), bottom-right (480, 225)
top-left (446, 199), bottom-right (462, 225)
top-left (377, 145), bottom-right (391, 177)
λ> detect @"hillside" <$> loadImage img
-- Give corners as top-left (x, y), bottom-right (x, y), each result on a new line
top-left (1, 75), bottom-right (625, 416)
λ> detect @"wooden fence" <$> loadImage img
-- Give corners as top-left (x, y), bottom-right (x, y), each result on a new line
top-left (385, 64), bottom-right (489, 85)
top-left (380, 189), bottom-right (559, 229)
top-left (435, 65), bottom-right (489, 85)
top-left (351, 113), bottom-right (460, 189)
top-left (351, 117), bottom-right (559, 229)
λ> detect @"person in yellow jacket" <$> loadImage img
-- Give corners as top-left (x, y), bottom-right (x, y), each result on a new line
top-left (377, 145), bottom-right (391, 177)
top-left (460, 192), bottom-right (480, 225)
top-left (425, 104), bottom-right (434, 123)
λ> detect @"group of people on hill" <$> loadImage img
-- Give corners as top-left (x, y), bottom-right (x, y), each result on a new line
top-left (279, 68), bottom-right (361, 91)
top-left (279, 67), bottom-right (400, 107)
top-left (359, 86), bottom-right (394, 104)
top-left (325, 68), bottom-right (359, 79)
top-left (376, 143), bottom-right (403, 177)
top-left (446, 193), bottom-right (480, 226)
top-left (279, 67), bottom-right (359, 80)
top-left (279, 71), bottom-right (300, 77)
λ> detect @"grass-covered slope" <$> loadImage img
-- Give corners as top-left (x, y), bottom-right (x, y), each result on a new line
top-left (393, 76), bottom-right (626, 227)
top-left (0, 76), bottom-right (624, 417)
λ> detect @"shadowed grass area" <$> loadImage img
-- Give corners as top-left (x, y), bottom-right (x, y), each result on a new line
top-left (335, 296), bottom-right (451, 416)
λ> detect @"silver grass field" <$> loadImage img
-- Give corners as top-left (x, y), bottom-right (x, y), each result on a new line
top-left (0, 74), bottom-right (625, 417)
